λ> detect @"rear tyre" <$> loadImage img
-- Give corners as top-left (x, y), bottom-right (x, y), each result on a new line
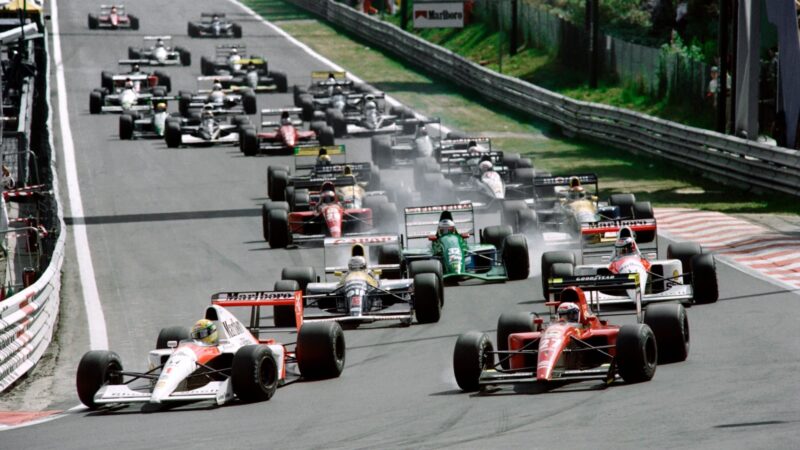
top-left (414, 273), bottom-right (442, 324)
top-left (268, 209), bottom-right (291, 248)
top-left (281, 266), bottom-right (317, 293)
top-left (408, 260), bottom-right (444, 298)
top-left (453, 331), bottom-right (494, 392)
top-left (89, 91), bottom-right (103, 114)
top-left (691, 253), bottom-right (719, 304)
top-left (156, 326), bottom-right (190, 349)
top-left (297, 322), bottom-right (346, 379)
top-left (666, 242), bottom-right (703, 284)
top-left (262, 200), bottom-right (289, 241)
top-left (200, 56), bottom-right (213, 76)
top-left (644, 304), bottom-right (689, 364)
top-left (371, 135), bottom-right (392, 168)
top-left (481, 225), bottom-right (513, 250)
top-left (318, 127), bottom-right (335, 146)
top-left (177, 47), bottom-right (191, 66)
top-left (129, 15), bottom-right (140, 30)
top-left (502, 234), bottom-right (530, 280)
top-left (119, 114), bottom-right (134, 140)
top-left (269, 170), bottom-right (289, 202)
top-left (616, 324), bottom-right (657, 383)
top-left (101, 70), bottom-right (113, 92)
top-left (540, 251), bottom-right (576, 299)
top-left (273, 280), bottom-right (300, 328)
top-left (76, 350), bottom-right (123, 409)
top-left (188, 22), bottom-right (198, 37)
top-left (243, 127), bottom-right (259, 156)
top-left (609, 193), bottom-right (636, 219)
top-left (632, 201), bottom-right (655, 242)
top-left (231, 345), bottom-right (278, 402)
top-left (496, 312), bottom-right (535, 370)
top-left (154, 71), bottom-right (171, 92)
top-left (88, 14), bottom-right (99, 30)
top-left (271, 71), bottom-right (287, 93)
top-left (232, 23), bottom-right (243, 39)
top-left (378, 244), bottom-right (402, 279)
top-left (242, 91), bottom-right (257, 115)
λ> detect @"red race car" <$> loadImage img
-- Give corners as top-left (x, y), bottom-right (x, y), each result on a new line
top-left (263, 181), bottom-right (397, 248)
top-left (452, 273), bottom-right (689, 392)
top-left (88, 5), bottom-right (139, 30)
top-left (240, 108), bottom-right (334, 156)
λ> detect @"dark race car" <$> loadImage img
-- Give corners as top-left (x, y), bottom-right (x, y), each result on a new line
top-left (188, 13), bottom-right (242, 38)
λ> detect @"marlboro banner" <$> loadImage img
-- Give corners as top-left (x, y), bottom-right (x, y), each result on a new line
top-left (413, 2), bottom-right (464, 29)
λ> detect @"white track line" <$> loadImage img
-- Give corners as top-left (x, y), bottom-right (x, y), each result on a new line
top-left (52, 0), bottom-right (109, 350)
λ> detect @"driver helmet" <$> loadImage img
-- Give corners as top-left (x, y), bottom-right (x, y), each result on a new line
top-left (156, 39), bottom-right (165, 48)
top-left (467, 140), bottom-right (480, 155)
top-left (614, 236), bottom-right (636, 257)
top-left (202, 107), bottom-right (214, 119)
top-left (320, 190), bottom-right (336, 204)
top-left (247, 63), bottom-right (256, 72)
top-left (212, 14), bottom-right (219, 21)
top-left (567, 185), bottom-right (585, 200)
top-left (124, 78), bottom-right (133, 89)
top-left (438, 218), bottom-right (455, 235)
top-left (479, 160), bottom-right (493, 173)
top-left (317, 154), bottom-right (331, 165)
top-left (334, 85), bottom-right (343, 95)
top-left (191, 319), bottom-right (218, 345)
top-left (365, 100), bottom-right (377, 112)
top-left (280, 111), bottom-right (291, 125)
top-left (230, 47), bottom-right (238, 55)
top-left (212, 80), bottom-right (223, 91)
top-left (347, 255), bottom-right (367, 272)
top-left (327, 72), bottom-right (336, 81)
top-left (110, 6), bottom-right (118, 13)
top-left (557, 302), bottom-right (581, 323)
top-left (131, 63), bottom-right (140, 72)
top-left (417, 125), bottom-right (428, 137)
top-left (156, 102), bottom-right (167, 112)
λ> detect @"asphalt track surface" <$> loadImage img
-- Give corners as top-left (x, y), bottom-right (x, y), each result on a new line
top-left (3, 0), bottom-right (800, 448)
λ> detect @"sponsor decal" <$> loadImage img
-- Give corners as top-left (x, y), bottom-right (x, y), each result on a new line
top-left (326, 235), bottom-right (397, 245)
top-left (215, 291), bottom-right (296, 301)
top-left (405, 203), bottom-right (472, 213)
top-left (413, 2), bottom-right (465, 29)
top-left (221, 319), bottom-right (246, 337)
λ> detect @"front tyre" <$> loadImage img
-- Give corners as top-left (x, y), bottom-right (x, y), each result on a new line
top-left (231, 345), bottom-right (279, 402)
top-left (76, 350), bottom-right (123, 409)
top-left (453, 331), bottom-right (494, 392)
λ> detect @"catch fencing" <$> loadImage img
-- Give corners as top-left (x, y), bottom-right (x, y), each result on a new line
top-left (289, 0), bottom-right (800, 197)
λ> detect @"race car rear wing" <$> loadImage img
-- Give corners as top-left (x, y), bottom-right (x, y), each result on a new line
top-left (580, 218), bottom-right (657, 237)
top-left (403, 203), bottom-right (476, 243)
top-left (111, 74), bottom-right (150, 81)
top-left (323, 235), bottom-right (402, 278)
top-left (580, 218), bottom-right (658, 261)
top-left (289, 175), bottom-right (359, 190)
top-left (100, 4), bottom-right (126, 11)
top-left (534, 173), bottom-right (599, 200)
top-left (201, 12), bottom-right (226, 17)
top-left (211, 290), bottom-right (304, 332)
top-left (438, 137), bottom-right (491, 150)
top-left (547, 273), bottom-right (645, 319)
top-left (260, 108), bottom-right (304, 127)
top-left (143, 35), bottom-right (172, 41)
top-left (312, 70), bottom-right (347, 80)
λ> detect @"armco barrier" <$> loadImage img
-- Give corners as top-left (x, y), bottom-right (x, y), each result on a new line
top-left (288, 0), bottom-right (800, 197)
top-left (0, 20), bottom-right (65, 393)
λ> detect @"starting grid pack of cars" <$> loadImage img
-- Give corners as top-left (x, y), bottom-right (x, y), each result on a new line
top-left (76, 4), bottom-right (720, 410)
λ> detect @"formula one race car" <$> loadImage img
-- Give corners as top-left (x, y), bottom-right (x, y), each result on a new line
top-left (370, 117), bottom-right (441, 168)
top-left (89, 75), bottom-right (172, 115)
top-left (123, 36), bottom-right (191, 67)
top-left (101, 64), bottom-right (172, 93)
top-left (273, 236), bottom-right (443, 327)
top-left (418, 140), bottom-right (535, 210)
top-left (76, 294), bottom-right (345, 409)
top-left (240, 109), bottom-right (334, 156)
top-left (261, 179), bottom-right (399, 248)
top-left (530, 174), bottom-right (655, 241)
top-left (294, 71), bottom-right (373, 120)
top-left (88, 5), bottom-right (139, 30)
top-left (164, 109), bottom-right (248, 148)
top-left (401, 203), bottom-right (529, 283)
top-left (540, 224), bottom-right (719, 305)
top-left (188, 13), bottom-right (242, 38)
top-left (452, 274), bottom-right (690, 392)
top-left (200, 45), bottom-right (288, 93)
top-left (119, 105), bottom-right (173, 139)
top-left (324, 94), bottom-right (410, 137)
top-left (178, 77), bottom-right (257, 116)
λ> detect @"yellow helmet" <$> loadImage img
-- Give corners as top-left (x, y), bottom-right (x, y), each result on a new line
top-left (191, 319), bottom-right (218, 345)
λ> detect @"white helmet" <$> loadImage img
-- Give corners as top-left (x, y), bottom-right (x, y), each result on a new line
top-left (479, 160), bottom-right (493, 173)
top-left (347, 256), bottom-right (367, 272)
top-left (557, 302), bottom-right (581, 323)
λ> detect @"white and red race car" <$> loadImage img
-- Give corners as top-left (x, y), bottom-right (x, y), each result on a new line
top-left (541, 224), bottom-right (719, 306)
top-left (76, 291), bottom-right (345, 409)
top-left (88, 5), bottom-right (139, 30)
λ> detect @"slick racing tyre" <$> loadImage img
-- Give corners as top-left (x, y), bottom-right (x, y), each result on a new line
top-left (453, 331), bottom-right (494, 392)
top-left (540, 251), bottom-right (576, 299)
top-left (273, 280), bottom-right (300, 328)
top-left (644, 304), bottom-right (689, 364)
top-left (496, 312), bottom-right (535, 370)
top-left (413, 273), bottom-right (442, 323)
top-left (502, 234), bottom-right (530, 280)
top-left (616, 324), bottom-right (657, 383)
top-left (297, 322), bottom-right (346, 379)
top-left (231, 345), bottom-right (278, 403)
top-left (76, 350), bottom-right (123, 409)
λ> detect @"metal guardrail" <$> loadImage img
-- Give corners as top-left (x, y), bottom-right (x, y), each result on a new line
top-left (0, 18), bottom-right (64, 393)
top-left (289, 0), bottom-right (800, 197)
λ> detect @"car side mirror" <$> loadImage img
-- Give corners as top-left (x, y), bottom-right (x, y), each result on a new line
top-left (460, 232), bottom-right (470, 238)
top-left (373, 269), bottom-right (382, 276)
top-left (333, 271), bottom-right (343, 277)
top-left (427, 235), bottom-right (437, 241)
top-left (167, 340), bottom-right (178, 349)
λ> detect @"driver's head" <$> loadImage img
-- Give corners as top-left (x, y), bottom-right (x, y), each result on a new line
top-left (347, 255), bottom-right (367, 272)
top-left (568, 185), bottom-right (585, 200)
top-left (614, 236), bottom-right (636, 257)
top-left (557, 302), bottom-right (581, 323)
top-left (320, 190), bottom-right (336, 204)
top-left (248, 63), bottom-right (256, 71)
top-left (156, 39), bottom-right (164, 47)
top-left (230, 47), bottom-right (238, 54)
top-left (479, 160), bottom-right (493, 173)
top-left (212, 14), bottom-right (219, 21)
top-left (202, 108), bottom-right (214, 119)
top-left (334, 85), bottom-right (343, 95)
top-left (365, 101), bottom-right (377, 112)
top-left (280, 111), bottom-right (291, 125)
top-left (327, 72), bottom-right (336, 80)
top-left (156, 102), bottom-right (166, 112)
top-left (110, 6), bottom-right (117, 13)
top-left (191, 319), bottom-right (218, 345)
top-left (124, 78), bottom-right (133, 88)
top-left (467, 140), bottom-right (479, 155)
top-left (317, 154), bottom-right (331, 165)
top-left (418, 125), bottom-right (428, 137)
top-left (132, 63), bottom-right (140, 72)
top-left (438, 218), bottom-right (455, 235)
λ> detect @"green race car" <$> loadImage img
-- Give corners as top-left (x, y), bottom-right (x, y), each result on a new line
top-left (399, 203), bottom-right (529, 283)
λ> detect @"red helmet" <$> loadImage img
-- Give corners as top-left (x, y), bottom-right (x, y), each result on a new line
top-left (557, 302), bottom-right (581, 323)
